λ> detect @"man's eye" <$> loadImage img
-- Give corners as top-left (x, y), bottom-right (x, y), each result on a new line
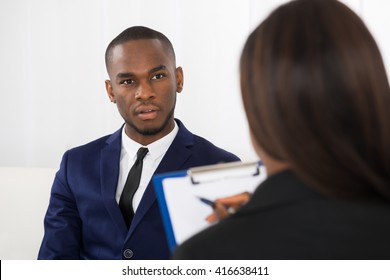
top-left (122, 79), bottom-right (134, 85)
top-left (152, 73), bottom-right (165, 80)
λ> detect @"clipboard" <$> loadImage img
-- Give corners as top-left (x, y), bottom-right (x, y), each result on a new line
top-left (153, 161), bottom-right (266, 252)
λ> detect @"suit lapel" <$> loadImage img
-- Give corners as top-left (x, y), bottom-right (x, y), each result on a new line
top-left (100, 127), bottom-right (128, 235)
top-left (129, 120), bottom-right (193, 232)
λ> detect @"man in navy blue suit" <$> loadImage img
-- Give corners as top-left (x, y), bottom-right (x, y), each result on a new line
top-left (38, 26), bottom-right (239, 260)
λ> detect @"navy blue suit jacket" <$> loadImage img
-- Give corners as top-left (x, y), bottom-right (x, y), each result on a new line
top-left (38, 120), bottom-right (239, 259)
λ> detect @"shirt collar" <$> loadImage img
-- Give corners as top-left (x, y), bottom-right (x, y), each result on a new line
top-left (121, 121), bottom-right (179, 160)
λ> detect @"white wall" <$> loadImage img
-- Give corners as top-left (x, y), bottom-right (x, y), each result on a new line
top-left (0, 0), bottom-right (389, 169)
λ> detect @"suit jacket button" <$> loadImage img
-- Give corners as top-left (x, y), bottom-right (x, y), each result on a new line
top-left (123, 249), bottom-right (134, 259)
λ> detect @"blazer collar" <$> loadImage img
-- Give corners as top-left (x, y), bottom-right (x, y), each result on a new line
top-left (100, 126), bottom-right (129, 234)
top-left (129, 119), bottom-right (194, 232)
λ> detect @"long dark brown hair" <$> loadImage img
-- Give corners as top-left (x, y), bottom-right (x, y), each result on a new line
top-left (240, 0), bottom-right (390, 200)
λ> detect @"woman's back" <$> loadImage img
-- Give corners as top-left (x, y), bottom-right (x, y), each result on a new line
top-left (174, 171), bottom-right (390, 259)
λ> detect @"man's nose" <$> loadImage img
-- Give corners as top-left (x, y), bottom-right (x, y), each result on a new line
top-left (135, 81), bottom-right (156, 100)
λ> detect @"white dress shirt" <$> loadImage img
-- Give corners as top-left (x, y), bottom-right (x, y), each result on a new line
top-left (115, 121), bottom-right (179, 212)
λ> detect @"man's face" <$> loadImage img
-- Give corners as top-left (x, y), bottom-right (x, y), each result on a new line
top-left (105, 39), bottom-right (183, 145)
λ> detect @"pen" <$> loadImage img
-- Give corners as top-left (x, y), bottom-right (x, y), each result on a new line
top-left (197, 196), bottom-right (215, 208)
top-left (197, 196), bottom-right (236, 214)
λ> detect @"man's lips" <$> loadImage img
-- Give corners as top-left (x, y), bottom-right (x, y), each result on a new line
top-left (135, 105), bottom-right (159, 120)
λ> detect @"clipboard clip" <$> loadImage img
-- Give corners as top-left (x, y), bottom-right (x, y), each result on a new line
top-left (188, 161), bottom-right (261, 185)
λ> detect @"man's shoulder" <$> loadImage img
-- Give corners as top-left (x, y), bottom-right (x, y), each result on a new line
top-left (175, 119), bottom-right (240, 162)
top-left (193, 134), bottom-right (239, 160)
top-left (191, 133), bottom-right (228, 150)
top-left (66, 127), bottom-right (121, 155)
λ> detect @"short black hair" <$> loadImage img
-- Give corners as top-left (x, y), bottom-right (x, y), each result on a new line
top-left (105, 26), bottom-right (176, 71)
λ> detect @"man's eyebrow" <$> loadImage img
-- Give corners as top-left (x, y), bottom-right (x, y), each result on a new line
top-left (116, 72), bottom-right (134, 79)
top-left (150, 65), bottom-right (167, 73)
top-left (115, 65), bottom-right (167, 80)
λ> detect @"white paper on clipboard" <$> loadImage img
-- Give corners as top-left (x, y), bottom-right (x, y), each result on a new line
top-left (153, 161), bottom-right (266, 252)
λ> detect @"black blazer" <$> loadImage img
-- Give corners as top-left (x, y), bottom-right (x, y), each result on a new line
top-left (173, 170), bottom-right (390, 259)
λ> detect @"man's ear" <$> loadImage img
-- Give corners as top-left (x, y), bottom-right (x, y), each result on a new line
top-left (105, 80), bottom-right (116, 103)
top-left (175, 67), bottom-right (184, 93)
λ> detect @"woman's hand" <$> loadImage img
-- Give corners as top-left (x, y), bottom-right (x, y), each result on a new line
top-left (206, 192), bottom-right (251, 223)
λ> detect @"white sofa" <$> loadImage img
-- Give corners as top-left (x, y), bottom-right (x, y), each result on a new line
top-left (0, 167), bottom-right (56, 259)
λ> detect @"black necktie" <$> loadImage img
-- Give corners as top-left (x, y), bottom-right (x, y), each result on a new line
top-left (119, 147), bottom-right (149, 228)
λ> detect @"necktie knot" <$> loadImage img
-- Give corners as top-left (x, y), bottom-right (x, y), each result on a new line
top-left (136, 147), bottom-right (149, 161)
